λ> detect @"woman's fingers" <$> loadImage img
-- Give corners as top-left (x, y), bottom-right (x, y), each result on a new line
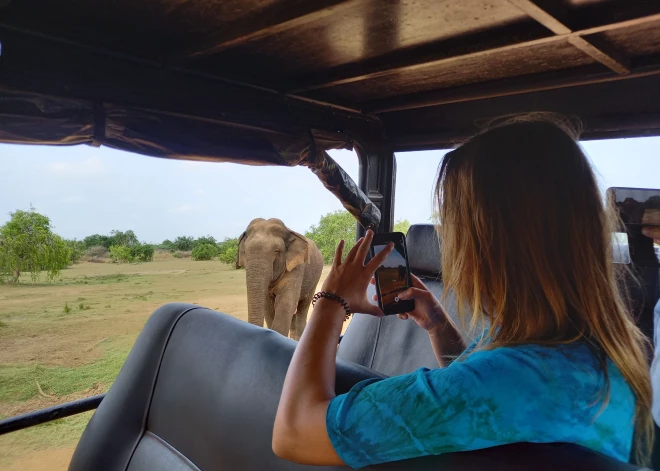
top-left (344, 237), bottom-right (364, 264)
top-left (397, 314), bottom-right (409, 320)
top-left (366, 242), bottom-right (394, 272)
top-left (360, 303), bottom-right (384, 318)
top-left (332, 240), bottom-right (345, 267)
top-left (397, 287), bottom-right (429, 301)
top-left (355, 230), bottom-right (376, 265)
top-left (370, 277), bottom-right (376, 285)
top-left (410, 274), bottom-right (430, 290)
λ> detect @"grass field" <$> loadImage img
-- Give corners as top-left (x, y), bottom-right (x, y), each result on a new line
top-left (0, 258), bottom-right (333, 470)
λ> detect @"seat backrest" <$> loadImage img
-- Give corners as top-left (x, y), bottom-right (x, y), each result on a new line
top-left (69, 303), bottom-right (645, 471)
top-left (338, 224), bottom-right (471, 375)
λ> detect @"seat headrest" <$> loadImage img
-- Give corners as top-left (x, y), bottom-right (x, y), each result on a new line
top-left (406, 224), bottom-right (441, 278)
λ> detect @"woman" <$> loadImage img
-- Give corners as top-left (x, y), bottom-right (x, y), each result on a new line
top-left (272, 117), bottom-right (653, 468)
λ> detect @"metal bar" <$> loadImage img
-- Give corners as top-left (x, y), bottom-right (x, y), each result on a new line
top-left (365, 60), bottom-right (660, 114)
top-left (178, 0), bottom-right (360, 60)
top-left (0, 395), bottom-right (104, 436)
top-left (507, 0), bottom-right (630, 74)
top-left (288, 13), bottom-right (660, 93)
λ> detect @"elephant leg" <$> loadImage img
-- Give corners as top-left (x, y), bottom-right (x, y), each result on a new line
top-left (292, 296), bottom-right (312, 340)
top-left (272, 293), bottom-right (298, 338)
top-left (264, 295), bottom-right (275, 329)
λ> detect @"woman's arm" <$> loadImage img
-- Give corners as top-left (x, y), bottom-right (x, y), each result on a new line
top-left (390, 274), bottom-right (466, 367)
top-left (273, 233), bottom-right (392, 465)
top-left (272, 297), bottom-right (346, 465)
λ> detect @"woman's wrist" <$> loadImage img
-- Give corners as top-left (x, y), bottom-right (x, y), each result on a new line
top-left (313, 296), bottom-right (351, 321)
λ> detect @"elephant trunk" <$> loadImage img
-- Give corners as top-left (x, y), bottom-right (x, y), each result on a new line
top-left (245, 260), bottom-right (273, 327)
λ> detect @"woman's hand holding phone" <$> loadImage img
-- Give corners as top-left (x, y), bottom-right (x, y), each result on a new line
top-left (371, 274), bottom-right (452, 334)
top-left (321, 230), bottom-right (394, 318)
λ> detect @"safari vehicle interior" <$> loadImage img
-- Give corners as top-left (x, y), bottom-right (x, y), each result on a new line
top-left (1, 0), bottom-right (660, 470)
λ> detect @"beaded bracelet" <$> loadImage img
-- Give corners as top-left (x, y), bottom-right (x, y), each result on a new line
top-left (312, 292), bottom-right (352, 322)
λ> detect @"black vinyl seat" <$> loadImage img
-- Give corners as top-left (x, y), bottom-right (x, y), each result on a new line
top-left (68, 303), bottom-right (647, 471)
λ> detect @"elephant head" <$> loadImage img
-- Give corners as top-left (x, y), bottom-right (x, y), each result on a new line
top-left (236, 218), bottom-right (310, 328)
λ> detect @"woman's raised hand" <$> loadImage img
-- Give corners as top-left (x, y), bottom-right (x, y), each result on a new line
top-left (372, 274), bottom-right (451, 333)
top-left (321, 230), bottom-right (393, 317)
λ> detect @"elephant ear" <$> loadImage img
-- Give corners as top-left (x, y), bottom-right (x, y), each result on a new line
top-left (236, 231), bottom-right (247, 269)
top-left (286, 231), bottom-right (310, 272)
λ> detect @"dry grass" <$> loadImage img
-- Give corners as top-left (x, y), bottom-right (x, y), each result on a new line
top-left (0, 259), bottom-right (334, 471)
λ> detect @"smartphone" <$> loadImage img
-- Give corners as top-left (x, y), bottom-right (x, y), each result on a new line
top-left (370, 232), bottom-right (415, 315)
top-left (607, 187), bottom-right (660, 267)
top-left (607, 187), bottom-right (660, 226)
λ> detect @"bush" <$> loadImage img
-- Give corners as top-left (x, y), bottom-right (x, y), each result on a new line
top-left (84, 245), bottom-right (110, 259)
top-left (191, 244), bottom-right (218, 261)
top-left (131, 243), bottom-right (154, 262)
top-left (194, 235), bottom-right (217, 248)
top-left (160, 239), bottom-right (175, 252)
top-left (0, 207), bottom-right (72, 283)
top-left (173, 250), bottom-right (192, 259)
top-left (65, 239), bottom-right (85, 264)
top-left (109, 245), bottom-right (134, 263)
top-left (173, 236), bottom-right (194, 251)
top-left (217, 237), bottom-right (239, 265)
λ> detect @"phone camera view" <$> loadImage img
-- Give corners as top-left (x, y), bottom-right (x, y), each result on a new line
top-left (373, 242), bottom-right (411, 312)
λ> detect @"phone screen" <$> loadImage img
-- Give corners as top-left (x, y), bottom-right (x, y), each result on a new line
top-left (609, 187), bottom-right (660, 226)
top-left (372, 238), bottom-right (414, 315)
top-left (608, 187), bottom-right (660, 267)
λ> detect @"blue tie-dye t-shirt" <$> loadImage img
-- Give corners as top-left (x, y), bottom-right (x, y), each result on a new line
top-left (326, 341), bottom-right (635, 469)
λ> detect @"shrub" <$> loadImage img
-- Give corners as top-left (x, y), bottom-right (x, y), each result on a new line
top-left (84, 245), bottom-right (110, 259)
top-left (194, 235), bottom-right (217, 248)
top-left (0, 208), bottom-right (72, 283)
top-left (65, 239), bottom-right (85, 264)
top-left (192, 244), bottom-right (218, 261)
top-left (217, 237), bottom-right (239, 266)
top-left (109, 245), bottom-right (134, 263)
top-left (131, 243), bottom-right (154, 262)
top-left (173, 250), bottom-right (192, 259)
top-left (160, 239), bottom-right (175, 252)
top-left (173, 236), bottom-right (194, 251)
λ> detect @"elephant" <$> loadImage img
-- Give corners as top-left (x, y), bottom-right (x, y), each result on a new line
top-left (236, 218), bottom-right (323, 340)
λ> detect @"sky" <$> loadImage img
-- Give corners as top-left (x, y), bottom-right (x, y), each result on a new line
top-left (1, 137), bottom-right (659, 243)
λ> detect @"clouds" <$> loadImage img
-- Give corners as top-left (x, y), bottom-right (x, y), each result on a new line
top-left (1, 138), bottom-right (658, 244)
top-left (47, 156), bottom-right (107, 178)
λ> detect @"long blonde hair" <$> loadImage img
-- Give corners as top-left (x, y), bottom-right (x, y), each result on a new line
top-left (435, 115), bottom-right (653, 464)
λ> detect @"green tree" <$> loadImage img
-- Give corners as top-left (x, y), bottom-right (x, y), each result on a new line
top-left (191, 243), bottom-right (218, 261)
top-left (173, 236), bottom-right (195, 251)
top-left (306, 211), bottom-right (414, 264)
top-left (305, 211), bottom-right (358, 264)
top-left (131, 243), bottom-right (154, 262)
top-left (217, 237), bottom-right (239, 265)
top-left (109, 245), bottom-right (133, 263)
top-left (194, 235), bottom-right (217, 247)
top-left (160, 239), bottom-right (175, 252)
top-left (110, 230), bottom-right (138, 247)
top-left (0, 208), bottom-right (71, 283)
top-left (65, 239), bottom-right (85, 264)
top-left (393, 220), bottom-right (411, 235)
top-left (83, 234), bottom-right (113, 248)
